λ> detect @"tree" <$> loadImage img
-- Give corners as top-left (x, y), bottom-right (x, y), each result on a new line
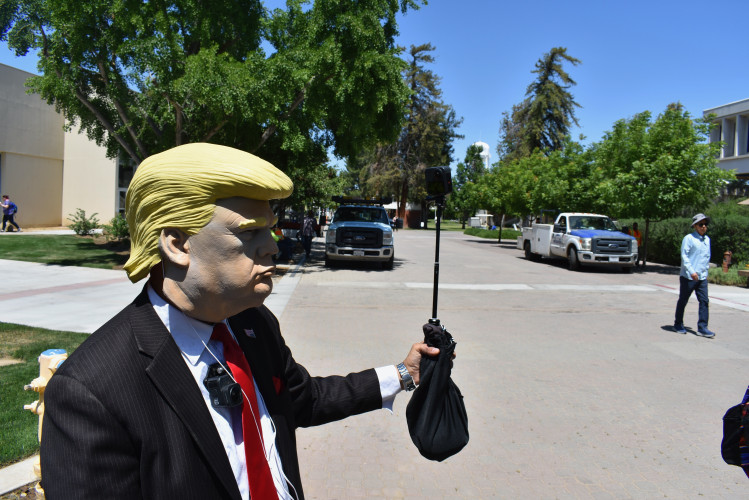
top-left (447, 144), bottom-right (485, 228)
top-left (1, 0), bottom-right (421, 193)
top-left (592, 103), bottom-right (733, 265)
top-left (497, 47), bottom-right (581, 161)
top-left (360, 43), bottom-right (463, 220)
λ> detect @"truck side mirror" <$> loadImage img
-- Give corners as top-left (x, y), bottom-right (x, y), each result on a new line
top-left (553, 224), bottom-right (562, 233)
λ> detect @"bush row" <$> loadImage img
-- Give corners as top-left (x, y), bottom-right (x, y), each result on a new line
top-left (464, 227), bottom-right (522, 241)
top-left (625, 207), bottom-right (749, 267)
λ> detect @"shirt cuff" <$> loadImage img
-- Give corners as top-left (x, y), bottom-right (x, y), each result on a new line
top-left (375, 365), bottom-right (403, 413)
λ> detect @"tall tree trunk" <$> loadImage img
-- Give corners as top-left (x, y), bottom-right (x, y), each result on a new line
top-left (497, 213), bottom-right (505, 243)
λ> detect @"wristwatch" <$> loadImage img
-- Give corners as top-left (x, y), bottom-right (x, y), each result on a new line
top-left (397, 363), bottom-right (416, 392)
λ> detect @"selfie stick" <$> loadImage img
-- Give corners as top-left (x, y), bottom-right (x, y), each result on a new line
top-left (429, 194), bottom-right (446, 326)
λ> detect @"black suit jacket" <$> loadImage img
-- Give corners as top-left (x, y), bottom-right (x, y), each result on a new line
top-left (40, 287), bottom-right (382, 499)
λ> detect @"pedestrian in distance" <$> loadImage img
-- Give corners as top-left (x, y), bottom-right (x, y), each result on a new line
top-left (673, 213), bottom-right (715, 338)
top-left (301, 210), bottom-right (316, 259)
top-left (40, 143), bottom-right (441, 500)
top-left (1, 195), bottom-right (21, 232)
top-left (631, 222), bottom-right (643, 266)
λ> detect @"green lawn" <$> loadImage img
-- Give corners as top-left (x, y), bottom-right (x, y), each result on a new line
top-left (0, 323), bottom-right (89, 466)
top-left (0, 235), bottom-right (129, 269)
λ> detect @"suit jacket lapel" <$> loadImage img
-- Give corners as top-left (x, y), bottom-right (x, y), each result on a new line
top-left (130, 288), bottom-right (242, 500)
top-left (230, 309), bottom-right (278, 412)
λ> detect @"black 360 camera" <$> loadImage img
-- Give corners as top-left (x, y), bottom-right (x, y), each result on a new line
top-left (203, 363), bottom-right (243, 408)
top-left (425, 166), bottom-right (453, 198)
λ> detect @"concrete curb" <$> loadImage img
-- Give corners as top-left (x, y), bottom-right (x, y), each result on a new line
top-left (0, 456), bottom-right (38, 495)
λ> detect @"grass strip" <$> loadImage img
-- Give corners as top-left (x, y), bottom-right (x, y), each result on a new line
top-left (0, 235), bottom-right (128, 269)
top-left (0, 323), bottom-right (89, 466)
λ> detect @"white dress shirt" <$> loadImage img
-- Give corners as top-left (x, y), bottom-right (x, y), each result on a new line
top-left (147, 286), bottom-right (402, 500)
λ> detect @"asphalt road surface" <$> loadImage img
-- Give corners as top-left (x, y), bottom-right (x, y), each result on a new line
top-left (280, 229), bottom-right (749, 499)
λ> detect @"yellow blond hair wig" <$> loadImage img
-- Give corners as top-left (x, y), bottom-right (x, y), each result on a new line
top-left (124, 143), bottom-right (293, 282)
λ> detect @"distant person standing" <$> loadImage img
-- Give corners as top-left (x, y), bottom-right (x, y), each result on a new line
top-left (631, 222), bottom-right (643, 265)
top-left (1, 195), bottom-right (21, 232)
top-left (674, 213), bottom-right (714, 338)
top-left (301, 210), bottom-right (316, 259)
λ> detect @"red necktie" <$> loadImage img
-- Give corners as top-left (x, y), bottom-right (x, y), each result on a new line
top-left (211, 323), bottom-right (278, 500)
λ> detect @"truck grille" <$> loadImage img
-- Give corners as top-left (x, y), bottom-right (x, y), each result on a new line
top-left (592, 238), bottom-right (631, 255)
top-left (337, 228), bottom-right (382, 248)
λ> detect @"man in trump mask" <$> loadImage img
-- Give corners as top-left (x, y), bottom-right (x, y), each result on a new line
top-left (41, 143), bottom-right (438, 500)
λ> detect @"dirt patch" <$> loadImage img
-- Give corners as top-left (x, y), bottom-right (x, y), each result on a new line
top-left (0, 358), bottom-right (21, 367)
top-left (0, 482), bottom-right (42, 499)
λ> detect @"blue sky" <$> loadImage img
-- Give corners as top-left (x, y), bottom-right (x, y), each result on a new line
top-left (2, 0), bottom-right (748, 169)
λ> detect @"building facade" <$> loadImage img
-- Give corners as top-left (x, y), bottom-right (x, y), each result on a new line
top-left (0, 63), bottom-right (122, 227)
top-left (704, 98), bottom-right (749, 180)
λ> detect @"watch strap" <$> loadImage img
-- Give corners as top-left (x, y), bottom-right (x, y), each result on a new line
top-left (397, 362), bottom-right (416, 391)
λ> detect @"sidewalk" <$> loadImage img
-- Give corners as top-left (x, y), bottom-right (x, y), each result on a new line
top-left (0, 256), bottom-right (305, 495)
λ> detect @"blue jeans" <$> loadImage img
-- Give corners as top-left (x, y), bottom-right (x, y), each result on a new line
top-left (301, 235), bottom-right (313, 257)
top-left (2, 214), bottom-right (19, 231)
top-left (674, 276), bottom-right (709, 330)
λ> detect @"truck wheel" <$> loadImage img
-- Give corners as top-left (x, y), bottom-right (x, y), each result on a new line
top-left (568, 248), bottom-right (581, 271)
top-left (383, 255), bottom-right (394, 270)
top-left (524, 241), bottom-right (539, 261)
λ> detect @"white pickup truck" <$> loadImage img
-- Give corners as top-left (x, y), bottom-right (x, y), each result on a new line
top-left (517, 212), bottom-right (637, 272)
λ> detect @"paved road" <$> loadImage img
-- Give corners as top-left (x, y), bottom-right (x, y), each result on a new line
top-left (281, 230), bottom-right (749, 499)
top-left (2, 229), bottom-right (748, 498)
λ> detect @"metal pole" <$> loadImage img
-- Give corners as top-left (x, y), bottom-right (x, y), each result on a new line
top-left (430, 197), bottom-right (444, 325)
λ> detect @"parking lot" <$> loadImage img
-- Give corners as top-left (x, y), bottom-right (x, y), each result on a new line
top-left (2, 228), bottom-right (748, 498)
top-left (283, 230), bottom-right (749, 498)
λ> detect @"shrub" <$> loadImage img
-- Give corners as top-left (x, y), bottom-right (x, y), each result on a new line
top-left (68, 209), bottom-right (100, 236)
top-left (102, 213), bottom-right (130, 240)
top-left (640, 206), bottom-right (749, 267)
top-left (709, 263), bottom-right (749, 287)
top-left (464, 227), bottom-right (522, 241)
top-left (642, 218), bottom-right (691, 267)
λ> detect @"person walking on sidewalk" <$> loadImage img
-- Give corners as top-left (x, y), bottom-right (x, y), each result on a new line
top-left (674, 213), bottom-right (714, 338)
top-left (301, 210), bottom-right (316, 259)
top-left (1, 195), bottom-right (21, 232)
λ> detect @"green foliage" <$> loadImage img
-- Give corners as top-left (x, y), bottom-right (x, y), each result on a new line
top-left (639, 202), bottom-right (749, 267)
top-left (464, 227), bottom-right (521, 241)
top-left (355, 43), bottom-right (463, 210)
top-left (591, 104), bottom-right (732, 264)
top-left (67, 209), bottom-right (100, 236)
top-left (0, 234), bottom-right (129, 269)
top-left (708, 214), bottom-right (749, 264)
top-left (708, 264), bottom-right (749, 287)
top-left (640, 217), bottom-right (691, 266)
top-left (102, 213), bottom-right (129, 241)
top-left (0, 323), bottom-right (89, 466)
top-left (498, 47), bottom-right (581, 162)
top-left (2, 0), bottom-right (423, 208)
top-left (446, 144), bottom-right (486, 223)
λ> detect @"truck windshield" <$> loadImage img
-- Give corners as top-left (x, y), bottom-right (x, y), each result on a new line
top-left (333, 207), bottom-right (389, 224)
top-left (568, 216), bottom-right (618, 231)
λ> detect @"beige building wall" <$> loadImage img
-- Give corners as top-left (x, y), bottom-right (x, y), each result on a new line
top-left (0, 63), bottom-right (65, 226)
top-left (1, 152), bottom-right (63, 226)
top-left (61, 127), bottom-right (118, 225)
top-left (0, 63), bottom-right (118, 227)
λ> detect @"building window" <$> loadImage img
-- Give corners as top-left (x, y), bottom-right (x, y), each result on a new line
top-left (117, 156), bottom-right (136, 214)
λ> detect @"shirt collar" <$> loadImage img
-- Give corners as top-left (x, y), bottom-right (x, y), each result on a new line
top-left (147, 285), bottom-right (225, 367)
top-left (691, 230), bottom-right (706, 242)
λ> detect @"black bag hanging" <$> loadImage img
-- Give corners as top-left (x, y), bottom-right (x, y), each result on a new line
top-left (405, 322), bottom-right (469, 462)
